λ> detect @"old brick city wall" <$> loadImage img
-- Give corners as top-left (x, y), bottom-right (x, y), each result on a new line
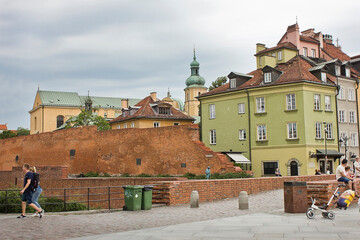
top-left (0, 125), bottom-right (234, 175)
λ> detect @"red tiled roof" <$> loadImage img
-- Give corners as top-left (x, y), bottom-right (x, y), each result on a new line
top-left (322, 42), bottom-right (351, 62)
top-left (200, 55), bottom-right (336, 97)
top-left (300, 36), bottom-right (319, 44)
top-left (0, 124), bottom-right (7, 130)
top-left (110, 96), bottom-right (194, 123)
top-left (255, 42), bottom-right (297, 56)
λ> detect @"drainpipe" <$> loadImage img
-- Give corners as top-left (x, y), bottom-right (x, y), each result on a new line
top-left (246, 89), bottom-right (252, 169)
top-left (335, 80), bottom-right (340, 153)
top-left (355, 78), bottom-right (360, 155)
top-left (199, 99), bottom-right (202, 142)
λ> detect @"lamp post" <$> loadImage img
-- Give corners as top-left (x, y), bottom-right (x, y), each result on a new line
top-left (339, 136), bottom-right (350, 160)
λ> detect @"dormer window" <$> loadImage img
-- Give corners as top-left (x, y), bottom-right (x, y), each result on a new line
top-left (264, 72), bottom-right (271, 83)
top-left (230, 78), bottom-right (236, 88)
top-left (321, 72), bottom-right (326, 82)
top-left (346, 67), bottom-right (351, 78)
top-left (158, 107), bottom-right (171, 115)
top-left (335, 65), bottom-right (341, 76)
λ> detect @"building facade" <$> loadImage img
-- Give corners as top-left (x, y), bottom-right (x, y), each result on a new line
top-left (29, 90), bottom-right (140, 134)
top-left (110, 92), bottom-right (194, 129)
top-left (199, 56), bottom-right (341, 177)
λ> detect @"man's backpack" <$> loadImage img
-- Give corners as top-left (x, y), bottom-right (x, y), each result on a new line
top-left (32, 172), bottom-right (40, 189)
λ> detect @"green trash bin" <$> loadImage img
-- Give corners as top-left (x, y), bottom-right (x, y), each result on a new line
top-left (142, 185), bottom-right (153, 210)
top-left (123, 185), bottom-right (143, 211)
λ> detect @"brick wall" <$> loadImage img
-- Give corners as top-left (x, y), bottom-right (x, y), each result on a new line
top-left (307, 180), bottom-right (360, 208)
top-left (0, 125), bottom-right (234, 175)
top-left (153, 175), bottom-right (336, 205)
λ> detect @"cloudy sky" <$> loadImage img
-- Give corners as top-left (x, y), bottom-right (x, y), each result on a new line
top-left (0, 0), bottom-right (359, 129)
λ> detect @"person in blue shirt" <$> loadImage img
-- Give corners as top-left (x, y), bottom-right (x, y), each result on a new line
top-left (17, 163), bottom-right (43, 218)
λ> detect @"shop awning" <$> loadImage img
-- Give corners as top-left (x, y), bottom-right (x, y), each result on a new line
top-left (223, 153), bottom-right (251, 164)
top-left (315, 149), bottom-right (344, 159)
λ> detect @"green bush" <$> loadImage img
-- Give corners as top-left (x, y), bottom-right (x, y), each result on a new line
top-left (0, 188), bottom-right (87, 213)
top-left (121, 173), bottom-right (131, 177)
top-left (136, 173), bottom-right (152, 178)
top-left (101, 173), bottom-right (111, 177)
top-left (182, 172), bottom-right (253, 179)
top-left (83, 171), bottom-right (100, 177)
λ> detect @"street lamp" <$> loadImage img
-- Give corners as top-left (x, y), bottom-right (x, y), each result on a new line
top-left (323, 122), bottom-right (328, 161)
top-left (339, 136), bottom-right (350, 160)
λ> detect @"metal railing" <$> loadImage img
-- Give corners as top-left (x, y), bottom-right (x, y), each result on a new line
top-left (0, 186), bottom-right (125, 214)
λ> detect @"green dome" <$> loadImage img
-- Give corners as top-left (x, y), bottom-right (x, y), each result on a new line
top-left (190, 59), bottom-right (200, 67)
top-left (186, 75), bottom-right (205, 87)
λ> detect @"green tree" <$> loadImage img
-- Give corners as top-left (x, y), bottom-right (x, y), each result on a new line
top-left (208, 76), bottom-right (227, 91)
top-left (0, 130), bottom-right (17, 139)
top-left (16, 127), bottom-right (30, 136)
top-left (66, 109), bottom-right (111, 131)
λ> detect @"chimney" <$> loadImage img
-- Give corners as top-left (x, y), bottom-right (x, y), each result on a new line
top-left (256, 43), bottom-right (266, 53)
top-left (150, 92), bottom-right (157, 102)
top-left (323, 34), bottom-right (333, 44)
top-left (121, 99), bottom-right (129, 109)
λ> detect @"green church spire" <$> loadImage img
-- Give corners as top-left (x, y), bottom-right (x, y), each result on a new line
top-left (186, 49), bottom-right (205, 87)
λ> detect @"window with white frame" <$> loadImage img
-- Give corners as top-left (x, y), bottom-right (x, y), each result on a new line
top-left (338, 86), bottom-right (345, 100)
top-left (346, 67), bottom-right (351, 78)
top-left (303, 47), bottom-right (308, 56)
top-left (340, 132), bottom-right (347, 146)
top-left (153, 122), bottom-right (160, 128)
top-left (124, 123), bottom-right (127, 129)
top-left (348, 88), bottom-right (355, 101)
top-left (286, 94), bottom-right (296, 110)
top-left (350, 132), bottom-right (358, 146)
top-left (324, 95), bottom-right (331, 111)
top-left (264, 72), bottom-right (271, 83)
top-left (325, 123), bottom-right (333, 139)
top-left (287, 122), bottom-right (297, 139)
top-left (321, 72), bottom-right (326, 82)
top-left (117, 125), bottom-right (121, 129)
top-left (311, 49), bottom-right (316, 58)
top-left (209, 104), bottom-right (216, 119)
top-left (210, 130), bottom-right (216, 145)
top-left (238, 103), bottom-right (245, 114)
top-left (335, 65), bottom-right (341, 76)
top-left (131, 122), bottom-right (135, 128)
top-left (339, 110), bottom-right (346, 122)
top-left (314, 94), bottom-right (321, 110)
top-left (315, 122), bottom-right (322, 139)
top-left (230, 78), bottom-right (236, 88)
top-left (239, 129), bottom-right (246, 140)
top-left (349, 111), bottom-right (356, 123)
top-left (256, 97), bottom-right (265, 113)
top-left (278, 51), bottom-right (282, 60)
top-left (257, 125), bottom-right (267, 141)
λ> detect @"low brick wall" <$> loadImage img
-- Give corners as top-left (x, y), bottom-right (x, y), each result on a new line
top-left (153, 175), bottom-right (335, 205)
top-left (307, 179), bottom-right (360, 208)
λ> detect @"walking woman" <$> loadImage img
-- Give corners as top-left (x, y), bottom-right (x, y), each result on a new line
top-left (30, 166), bottom-right (44, 217)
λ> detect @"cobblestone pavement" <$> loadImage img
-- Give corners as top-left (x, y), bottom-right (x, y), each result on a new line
top-left (0, 190), bottom-right (283, 240)
top-left (72, 206), bottom-right (360, 240)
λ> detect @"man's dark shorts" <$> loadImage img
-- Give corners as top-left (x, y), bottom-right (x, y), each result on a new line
top-left (337, 177), bottom-right (350, 184)
top-left (21, 192), bottom-right (33, 204)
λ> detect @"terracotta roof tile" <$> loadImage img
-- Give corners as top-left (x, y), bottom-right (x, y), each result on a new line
top-left (110, 96), bottom-right (194, 123)
top-left (300, 36), bottom-right (319, 44)
top-left (322, 43), bottom-right (351, 62)
top-left (200, 55), bottom-right (336, 97)
top-left (0, 124), bottom-right (7, 130)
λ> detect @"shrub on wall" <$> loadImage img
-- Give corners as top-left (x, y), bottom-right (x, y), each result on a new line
top-left (183, 172), bottom-right (253, 179)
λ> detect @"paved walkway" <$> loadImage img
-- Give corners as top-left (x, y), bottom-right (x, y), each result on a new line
top-left (0, 190), bottom-right (282, 239)
top-left (72, 207), bottom-right (360, 240)
top-left (1, 189), bottom-right (359, 239)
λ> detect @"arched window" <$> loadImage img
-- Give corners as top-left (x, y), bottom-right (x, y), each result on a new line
top-left (56, 115), bottom-right (64, 128)
top-left (34, 117), bottom-right (37, 130)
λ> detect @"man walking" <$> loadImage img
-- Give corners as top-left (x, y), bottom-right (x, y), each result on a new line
top-left (17, 163), bottom-right (43, 218)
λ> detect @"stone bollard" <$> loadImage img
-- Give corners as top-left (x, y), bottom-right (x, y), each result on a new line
top-left (238, 191), bottom-right (249, 210)
top-left (190, 190), bottom-right (199, 208)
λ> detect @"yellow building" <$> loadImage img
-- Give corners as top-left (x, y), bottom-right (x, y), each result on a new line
top-left (29, 90), bottom-right (141, 134)
top-left (110, 92), bottom-right (194, 129)
top-left (255, 42), bottom-right (298, 69)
